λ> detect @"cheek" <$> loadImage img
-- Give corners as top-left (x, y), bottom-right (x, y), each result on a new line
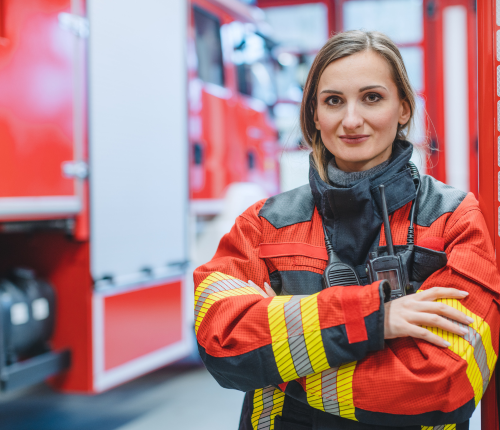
top-left (317, 108), bottom-right (341, 130)
top-left (366, 106), bottom-right (400, 132)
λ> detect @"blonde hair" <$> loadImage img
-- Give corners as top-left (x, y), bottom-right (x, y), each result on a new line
top-left (300, 30), bottom-right (417, 181)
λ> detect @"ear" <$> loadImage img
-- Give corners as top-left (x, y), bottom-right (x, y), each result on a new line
top-left (398, 99), bottom-right (411, 126)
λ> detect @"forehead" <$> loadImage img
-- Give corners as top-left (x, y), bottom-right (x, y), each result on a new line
top-left (318, 50), bottom-right (396, 90)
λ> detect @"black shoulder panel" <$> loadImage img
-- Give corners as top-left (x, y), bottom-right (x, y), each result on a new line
top-left (417, 175), bottom-right (467, 227)
top-left (258, 184), bottom-right (315, 229)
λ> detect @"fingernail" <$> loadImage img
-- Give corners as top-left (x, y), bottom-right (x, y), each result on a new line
top-left (459, 291), bottom-right (469, 296)
top-left (466, 316), bottom-right (474, 324)
top-left (443, 341), bottom-right (451, 347)
top-left (460, 327), bottom-right (469, 335)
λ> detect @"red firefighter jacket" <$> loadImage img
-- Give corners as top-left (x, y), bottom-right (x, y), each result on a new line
top-left (194, 144), bottom-right (500, 430)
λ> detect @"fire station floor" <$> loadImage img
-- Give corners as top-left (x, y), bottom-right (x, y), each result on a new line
top-left (0, 360), bottom-right (482, 429)
top-left (0, 363), bottom-right (245, 430)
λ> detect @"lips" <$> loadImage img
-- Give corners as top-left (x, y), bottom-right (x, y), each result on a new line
top-left (339, 135), bottom-right (370, 144)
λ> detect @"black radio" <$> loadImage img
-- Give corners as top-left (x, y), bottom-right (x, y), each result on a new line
top-left (322, 162), bottom-right (421, 302)
top-left (366, 164), bottom-right (421, 300)
top-left (366, 185), bottom-right (412, 300)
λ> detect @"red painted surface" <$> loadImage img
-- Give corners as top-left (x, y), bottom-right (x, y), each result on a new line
top-left (103, 281), bottom-right (183, 371)
top-left (0, 233), bottom-right (94, 392)
top-left (189, 0), bottom-right (280, 202)
top-left (477, 1), bottom-right (499, 428)
top-left (0, 0), bottom-right (76, 198)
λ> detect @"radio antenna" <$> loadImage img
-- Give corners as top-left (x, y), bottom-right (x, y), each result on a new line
top-left (379, 185), bottom-right (394, 255)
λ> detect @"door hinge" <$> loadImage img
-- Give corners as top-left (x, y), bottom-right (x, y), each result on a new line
top-left (58, 13), bottom-right (89, 39)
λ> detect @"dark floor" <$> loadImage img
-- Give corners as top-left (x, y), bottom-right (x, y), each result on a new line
top-left (0, 364), bottom-right (199, 430)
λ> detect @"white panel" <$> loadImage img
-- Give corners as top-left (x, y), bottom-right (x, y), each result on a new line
top-left (0, 196), bottom-right (81, 217)
top-left (497, 65), bottom-right (500, 97)
top-left (399, 47), bottom-right (424, 93)
top-left (497, 0), bottom-right (500, 27)
top-left (443, 6), bottom-right (469, 192)
top-left (498, 136), bottom-right (500, 167)
top-left (280, 150), bottom-right (310, 193)
top-left (498, 101), bottom-right (500, 132)
top-left (470, 402), bottom-right (481, 430)
top-left (88, 0), bottom-right (188, 282)
top-left (343, 0), bottom-right (423, 44)
top-left (264, 4), bottom-right (329, 51)
top-left (497, 31), bottom-right (500, 62)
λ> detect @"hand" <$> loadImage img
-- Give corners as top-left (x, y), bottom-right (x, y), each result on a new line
top-left (248, 280), bottom-right (276, 298)
top-left (384, 287), bottom-right (474, 348)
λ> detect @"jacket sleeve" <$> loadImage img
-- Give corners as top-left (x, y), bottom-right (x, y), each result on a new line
top-left (194, 200), bottom-right (387, 393)
top-left (289, 194), bottom-right (500, 426)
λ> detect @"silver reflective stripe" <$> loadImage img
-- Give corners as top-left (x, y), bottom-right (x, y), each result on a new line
top-left (257, 386), bottom-right (276, 430)
top-left (194, 278), bottom-right (248, 320)
top-left (321, 367), bottom-right (340, 415)
top-left (284, 296), bottom-right (314, 377)
top-left (449, 319), bottom-right (490, 393)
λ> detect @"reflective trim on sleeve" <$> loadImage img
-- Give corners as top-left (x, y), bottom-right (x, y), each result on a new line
top-left (422, 298), bottom-right (497, 407)
top-left (304, 362), bottom-right (358, 422)
top-left (251, 386), bottom-right (285, 430)
top-left (337, 361), bottom-right (357, 420)
top-left (269, 296), bottom-right (299, 381)
top-left (268, 293), bottom-right (330, 382)
top-left (194, 272), bottom-right (262, 334)
top-left (421, 425), bottom-right (456, 430)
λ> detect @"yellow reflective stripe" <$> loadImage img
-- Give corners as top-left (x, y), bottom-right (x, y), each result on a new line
top-left (194, 272), bottom-right (261, 334)
top-left (422, 298), bottom-right (497, 406)
top-left (421, 425), bottom-right (456, 430)
top-left (251, 387), bottom-right (285, 430)
top-left (337, 361), bottom-right (357, 421)
top-left (194, 272), bottom-right (234, 304)
top-left (251, 388), bottom-right (264, 430)
top-left (442, 298), bottom-right (497, 375)
top-left (301, 294), bottom-right (330, 373)
top-left (270, 389), bottom-right (286, 429)
top-left (306, 371), bottom-right (325, 411)
top-left (195, 286), bottom-right (259, 332)
top-left (268, 296), bottom-right (299, 381)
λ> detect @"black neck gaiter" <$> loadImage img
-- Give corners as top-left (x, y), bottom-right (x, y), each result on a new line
top-left (309, 141), bottom-right (417, 281)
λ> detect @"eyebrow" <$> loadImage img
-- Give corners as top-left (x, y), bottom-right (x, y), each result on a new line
top-left (319, 85), bottom-right (387, 95)
top-left (359, 85), bottom-right (387, 92)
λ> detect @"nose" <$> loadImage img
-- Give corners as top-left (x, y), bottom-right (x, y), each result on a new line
top-left (341, 103), bottom-right (364, 131)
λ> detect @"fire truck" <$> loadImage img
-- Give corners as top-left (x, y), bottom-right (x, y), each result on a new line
top-left (0, 0), bottom-right (280, 394)
top-left (3, 0), bottom-right (500, 428)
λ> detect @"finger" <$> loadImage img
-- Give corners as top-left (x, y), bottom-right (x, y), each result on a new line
top-left (416, 287), bottom-right (469, 301)
top-left (263, 282), bottom-right (276, 297)
top-left (410, 312), bottom-right (470, 337)
top-left (415, 301), bottom-right (474, 326)
top-left (248, 280), bottom-right (268, 298)
top-left (409, 325), bottom-right (452, 348)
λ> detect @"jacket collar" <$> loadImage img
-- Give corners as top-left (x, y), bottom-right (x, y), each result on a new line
top-left (309, 140), bottom-right (416, 269)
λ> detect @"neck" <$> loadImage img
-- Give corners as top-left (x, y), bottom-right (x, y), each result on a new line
top-left (334, 146), bottom-right (393, 173)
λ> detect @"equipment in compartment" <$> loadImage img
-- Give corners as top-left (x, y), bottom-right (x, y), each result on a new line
top-left (0, 268), bottom-right (69, 391)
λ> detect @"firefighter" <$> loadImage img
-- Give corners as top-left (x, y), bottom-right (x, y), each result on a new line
top-left (194, 30), bottom-right (500, 429)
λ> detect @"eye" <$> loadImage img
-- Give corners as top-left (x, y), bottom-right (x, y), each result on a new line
top-left (365, 92), bottom-right (382, 103)
top-left (325, 96), bottom-right (342, 106)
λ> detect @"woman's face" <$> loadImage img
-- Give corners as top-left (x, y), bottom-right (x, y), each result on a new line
top-left (314, 50), bottom-right (411, 172)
